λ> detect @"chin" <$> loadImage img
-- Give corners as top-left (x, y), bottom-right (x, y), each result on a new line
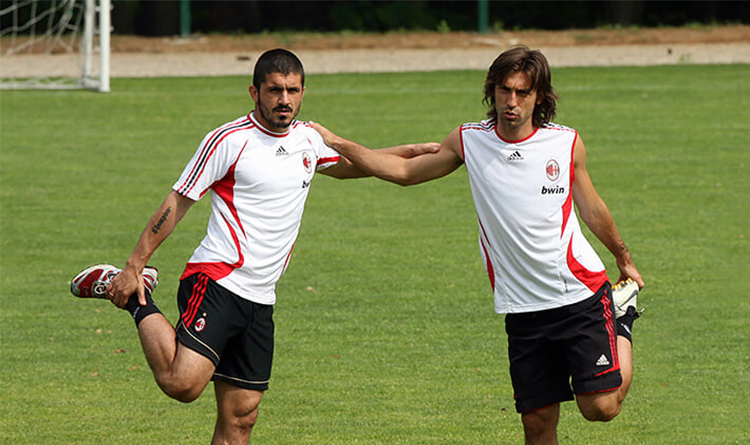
top-left (270, 119), bottom-right (292, 129)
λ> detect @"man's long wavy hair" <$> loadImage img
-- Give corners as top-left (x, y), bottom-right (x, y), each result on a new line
top-left (482, 46), bottom-right (558, 128)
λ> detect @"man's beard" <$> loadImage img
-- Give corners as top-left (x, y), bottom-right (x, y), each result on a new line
top-left (258, 99), bottom-right (298, 131)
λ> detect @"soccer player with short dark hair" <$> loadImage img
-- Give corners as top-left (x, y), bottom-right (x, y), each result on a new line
top-left (71, 48), bottom-right (437, 444)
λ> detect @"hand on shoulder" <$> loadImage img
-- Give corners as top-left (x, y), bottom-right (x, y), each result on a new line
top-left (308, 121), bottom-right (342, 147)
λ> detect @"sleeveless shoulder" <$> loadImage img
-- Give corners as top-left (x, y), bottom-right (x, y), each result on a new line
top-left (539, 122), bottom-right (577, 135)
top-left (461, 118), bottom-right (496, 133)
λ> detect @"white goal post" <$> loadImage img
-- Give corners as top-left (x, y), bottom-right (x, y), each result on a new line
top-left (1, 0), bottom-right (111, 92)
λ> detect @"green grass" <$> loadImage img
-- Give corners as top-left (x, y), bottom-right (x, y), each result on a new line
top-left (2, 64), bottom-right (749, 444)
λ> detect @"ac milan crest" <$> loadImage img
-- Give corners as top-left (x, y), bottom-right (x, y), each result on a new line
top-left (302, 152), bottom-right (313, 173)
top-left (195, 317), bottom-right (206, 332)
top-left (545, 159), bottom-right (560, 181)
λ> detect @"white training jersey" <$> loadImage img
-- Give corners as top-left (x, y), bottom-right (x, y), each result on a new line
top-left (173, 112), bottom-right (340, 305)
top-left (460, 119), bottom-right (608, 314)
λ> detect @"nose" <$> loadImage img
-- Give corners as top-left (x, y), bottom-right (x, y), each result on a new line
top-left (506, 92), bottom-right (518, 108)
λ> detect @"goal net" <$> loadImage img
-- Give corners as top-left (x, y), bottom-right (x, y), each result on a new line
top-left (1, 0), bottom-right (110, 92)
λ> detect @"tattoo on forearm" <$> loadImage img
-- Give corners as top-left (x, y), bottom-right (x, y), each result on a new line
top-left (152, 207), bottom-right (171, 234)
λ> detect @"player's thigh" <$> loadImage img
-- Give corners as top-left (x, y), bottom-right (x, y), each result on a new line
top-left (171, 341), bottom-right (217, 390)
top-left (506, 313), bottom-right (574, 413)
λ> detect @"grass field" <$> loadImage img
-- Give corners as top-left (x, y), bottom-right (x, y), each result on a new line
top-left (1, 63), bottom-right (748, 444)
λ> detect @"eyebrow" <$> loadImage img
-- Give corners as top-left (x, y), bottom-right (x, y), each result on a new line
top-left (499, 85), bottom-right (531, 93)
top-left (267, 84), bottom-right (301, 91)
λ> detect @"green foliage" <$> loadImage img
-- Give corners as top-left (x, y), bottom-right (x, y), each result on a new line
top-left (436, 19), bottom-right (451, 34)
top-left (1, 64), bottom-right (749, 444)
top-left (111, 1), bottom-right (747, 35)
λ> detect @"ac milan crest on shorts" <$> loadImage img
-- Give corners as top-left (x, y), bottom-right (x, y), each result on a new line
top-left (176, 272), bottom-right (274, 391)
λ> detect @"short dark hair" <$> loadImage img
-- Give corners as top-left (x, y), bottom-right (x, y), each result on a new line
top-left (253, 48), bottom-right (305, 90)
top-left (482, 46), bottom-right (558, 128)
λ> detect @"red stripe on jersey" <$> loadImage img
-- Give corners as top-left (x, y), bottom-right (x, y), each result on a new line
top-left (317, 156), bottom-right (340, 166)
top-left (211, 142), bottom-right (248, 259)
top-left (181, 261), bottom-right (235, 282)
top-left (561, 133), bottom-right (577, 237)
top-left (495, 126), bottom-right (538, 144)
top-left (459, 125), bottom-right (466, 160)
top-left (570, 132), bottom-right (578, 184)
top-left (179, 144), bottom-right (248, 284)
top-left (477, 218), bottom-right (496, 291)
top-left (178, 119), bottom-right (244, 196)
top-left (566, 239), bottom-right (608, 293)
top-left (178, 118), bottom-right (255, 197)
top-left (281, 244), bottom-right (295, 276)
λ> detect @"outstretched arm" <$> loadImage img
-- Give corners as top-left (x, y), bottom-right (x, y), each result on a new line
top-left (106, 190), bottom-right (196, 307)
top-left (322, 140), bottom-right (442, 179)
top-left (313, 122), bottom-right (464, 185)
top-left (571, 136), bottom-right (644, 288)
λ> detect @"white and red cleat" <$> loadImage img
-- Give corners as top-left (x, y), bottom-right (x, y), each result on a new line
top-left (612, 278), bottom-right (640, 319)
top-left (70, 264), bottom-right (158, 298)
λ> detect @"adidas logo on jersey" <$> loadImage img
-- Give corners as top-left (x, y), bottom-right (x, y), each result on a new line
top-left (507, 150), bottom-right (524, 161)
top-left (596, 354), bottom-right (611, 366)
top-left (276, 146), bottom-right (289, 156)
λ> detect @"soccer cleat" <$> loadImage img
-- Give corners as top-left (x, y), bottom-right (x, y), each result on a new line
top-left (70, 264), bottom-right (159, 299)
top-left (612, 278), bottom-right (641, 319)
top-left (141, 267), bottom-right (159, 295)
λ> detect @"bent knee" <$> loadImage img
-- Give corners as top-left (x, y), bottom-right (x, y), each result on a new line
top-left (155, 376), bottom-right (206, 403)
top-left (169, 388), bottom-right (202, 403)
top-left (581, 403), bottom-right (621, 422)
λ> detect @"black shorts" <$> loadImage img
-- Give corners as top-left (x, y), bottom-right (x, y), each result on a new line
top-left (176, 273), bottom-right (274, 391)
top-left (505, 282), bottom-right (622, 413)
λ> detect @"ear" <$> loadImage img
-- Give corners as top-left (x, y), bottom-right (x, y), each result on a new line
top-left (248, 85), bottom-right (259, 103)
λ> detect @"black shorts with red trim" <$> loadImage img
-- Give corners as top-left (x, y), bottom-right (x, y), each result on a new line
top-left (176, 273), bottom-right (274, 391)
top-left (505, 282), bottom-right (622, 413)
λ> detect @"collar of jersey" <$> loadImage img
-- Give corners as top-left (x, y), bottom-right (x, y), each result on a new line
top-left (494, 126), bottom-right (538, 144)
top-left (249, 111), bottom-right (292, 138)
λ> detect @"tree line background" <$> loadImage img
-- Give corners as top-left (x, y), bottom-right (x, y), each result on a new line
top-left (3, 1), bottom-right (748, 36)
top-left (113, 0), bottom-right (748, 36)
